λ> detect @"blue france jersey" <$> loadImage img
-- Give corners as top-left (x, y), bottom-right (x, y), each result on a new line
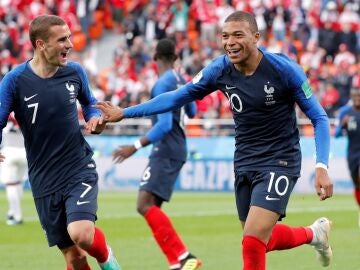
top-left (186, 51), bottom-right (329, 174)
top-left (147, 69), bottom-right (195, 161)
top-left (124, 49), bottom-right (330, 175)
top-left (0, 61), bottom-right (100, 198)
top-left (334, 104), bottom-right (360, 159)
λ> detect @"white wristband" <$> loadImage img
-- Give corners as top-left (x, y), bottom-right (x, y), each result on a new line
top-left (315, 163), bottom-right (328, 170)
top-left (133, 139), bottom-right (142, 150)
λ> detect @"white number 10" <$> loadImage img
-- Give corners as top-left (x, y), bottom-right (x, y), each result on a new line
top-left (267, 172), bottom-right (289, 196)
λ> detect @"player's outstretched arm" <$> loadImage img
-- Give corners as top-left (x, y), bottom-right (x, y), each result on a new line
top-left (93, 101), bottom-right (124, 122)
top-left (314, 167), bottom-right (333, 201)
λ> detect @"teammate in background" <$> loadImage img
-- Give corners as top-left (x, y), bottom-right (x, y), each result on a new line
top-left (112, 38), bottom-right (199, 270)
top-left (1, 114), bottom-right (27, 225)
top-left (334, 87), bottom-right (360, 226)
top-left (0, 15), bottom-right (120, 270)
top-left (95, 11), bottom-right (334, 270)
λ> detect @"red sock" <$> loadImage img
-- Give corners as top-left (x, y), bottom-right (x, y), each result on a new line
top-left (266, 223), bottom-right (313, 252)
top-left (242, 235), bottom-right (266, 270)
top-left (354, 188), bottom-right (360, 207)
top-left (83, 227), bottom-right (109, 263)
top-left (66, 264), bottom-right (91, 270)
top-left (145, 206), bottom-right (187, 266)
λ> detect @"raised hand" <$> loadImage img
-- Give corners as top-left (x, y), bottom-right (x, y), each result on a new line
top-left (93, 101), bottom-right (123, 122)
top-left (84, 116), bottom-right (106, 134)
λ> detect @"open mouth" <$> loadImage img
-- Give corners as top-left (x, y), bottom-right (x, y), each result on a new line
top-left (226, 48), bottom-right (242, 57)
top-left (60, 51), bottom-right (68, 60)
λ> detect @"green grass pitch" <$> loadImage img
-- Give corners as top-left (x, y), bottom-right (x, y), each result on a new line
top-left (0, 191), bottom-right (359, 269)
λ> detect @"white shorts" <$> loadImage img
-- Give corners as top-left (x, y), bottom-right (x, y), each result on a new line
top-left (0, 146), bottom-right (27, 184)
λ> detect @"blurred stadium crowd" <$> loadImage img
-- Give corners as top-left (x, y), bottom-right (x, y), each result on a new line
top-left (0, 0), bottom-right (359, 133)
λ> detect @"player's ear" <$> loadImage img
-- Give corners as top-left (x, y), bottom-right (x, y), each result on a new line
top-left (35, 39), bottom-right (46, 50)
top-left (253, 32), bottom-right (260, 42)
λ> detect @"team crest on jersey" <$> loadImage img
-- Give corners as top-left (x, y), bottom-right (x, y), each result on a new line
top-left (264, 82), bottom-right (276, 106)
top-left (192, 70), bottom-right (203, 84)
top-left (66, 82), bottom-right (76, 103)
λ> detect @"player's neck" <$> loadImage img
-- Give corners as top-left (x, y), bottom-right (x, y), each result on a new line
top-left (233, 49), bottom-right (263, 76)
top-left (157, 62), bottom-right (173, 76)
top-left (29, 56), bottom-right (59, 78)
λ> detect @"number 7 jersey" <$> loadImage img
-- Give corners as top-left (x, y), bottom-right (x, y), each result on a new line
top-left (0, 61), bottom-right (99, 198)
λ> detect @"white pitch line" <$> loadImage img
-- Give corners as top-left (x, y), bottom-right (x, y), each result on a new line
top-left (22, 205), bottom-right (357, 222)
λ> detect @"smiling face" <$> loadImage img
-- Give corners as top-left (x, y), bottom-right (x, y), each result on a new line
top-left (39, 24), bottom-right (73, 67)
top-left (30, 15), bottom-right (73, 68)
top-left (222, 20), bottom-right (260, 66)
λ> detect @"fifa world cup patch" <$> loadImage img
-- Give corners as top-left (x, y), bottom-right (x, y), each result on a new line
top-left (301, 81), bottom-right (313, 99)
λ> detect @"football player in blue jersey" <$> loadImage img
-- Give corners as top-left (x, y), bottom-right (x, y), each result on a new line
top-left (334, 86), bottom-right (360, 226)
top-left (95, 11), bottom-right (333, 270)
top-left (0, 15), bottom-right (121, 270)
top-left (111, 38), bottom-right (199, 270)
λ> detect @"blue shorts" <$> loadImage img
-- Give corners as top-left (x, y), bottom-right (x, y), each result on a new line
top-left (139, 157), bottom-right (185, 202)
top-left (347, 156), bottom-right (360, 184)
top-left (234, 170), bottom-right (298, 221)
top-left (34, 169), bottom-right (98, 249)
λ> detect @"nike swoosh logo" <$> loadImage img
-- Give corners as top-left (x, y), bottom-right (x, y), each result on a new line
top-left (77, 200), bottom-right (90, 205)
top-left (24, 94), bottom-right (38, 101)
top-left (139, 181), bottom-right (147, 186)
top-left (225, 85), bottom-right (236, 90)
top-left (265, 195), bottom-right (280, 201)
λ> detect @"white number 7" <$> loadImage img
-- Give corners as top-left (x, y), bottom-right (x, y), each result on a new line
top-left (80, 182), bottom-right (92, 198)
top-left (27, 103), bottom-right (38, 124)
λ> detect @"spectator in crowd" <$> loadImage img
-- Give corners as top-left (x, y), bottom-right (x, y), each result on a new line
top-left (300, 40), bottom-right (326, 70)
top-left (334, 43), bottom-right (356, 66)
top-left (333, 60), bottom-right (354, 107)
top-left (320, 1), bottom-right (339, 25)
top-left (216, 0), bottom-right (235, 28)
top-left (170, 0), bottom-right (189, 38)
top-left (141, 3), bottom-right (159, 42)
top-left (318, 19), bottom-right (339, 58)
top-left (271, 6), bottom-right (288, 41)
top-left (320, 81), bottom-right (340, 117)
